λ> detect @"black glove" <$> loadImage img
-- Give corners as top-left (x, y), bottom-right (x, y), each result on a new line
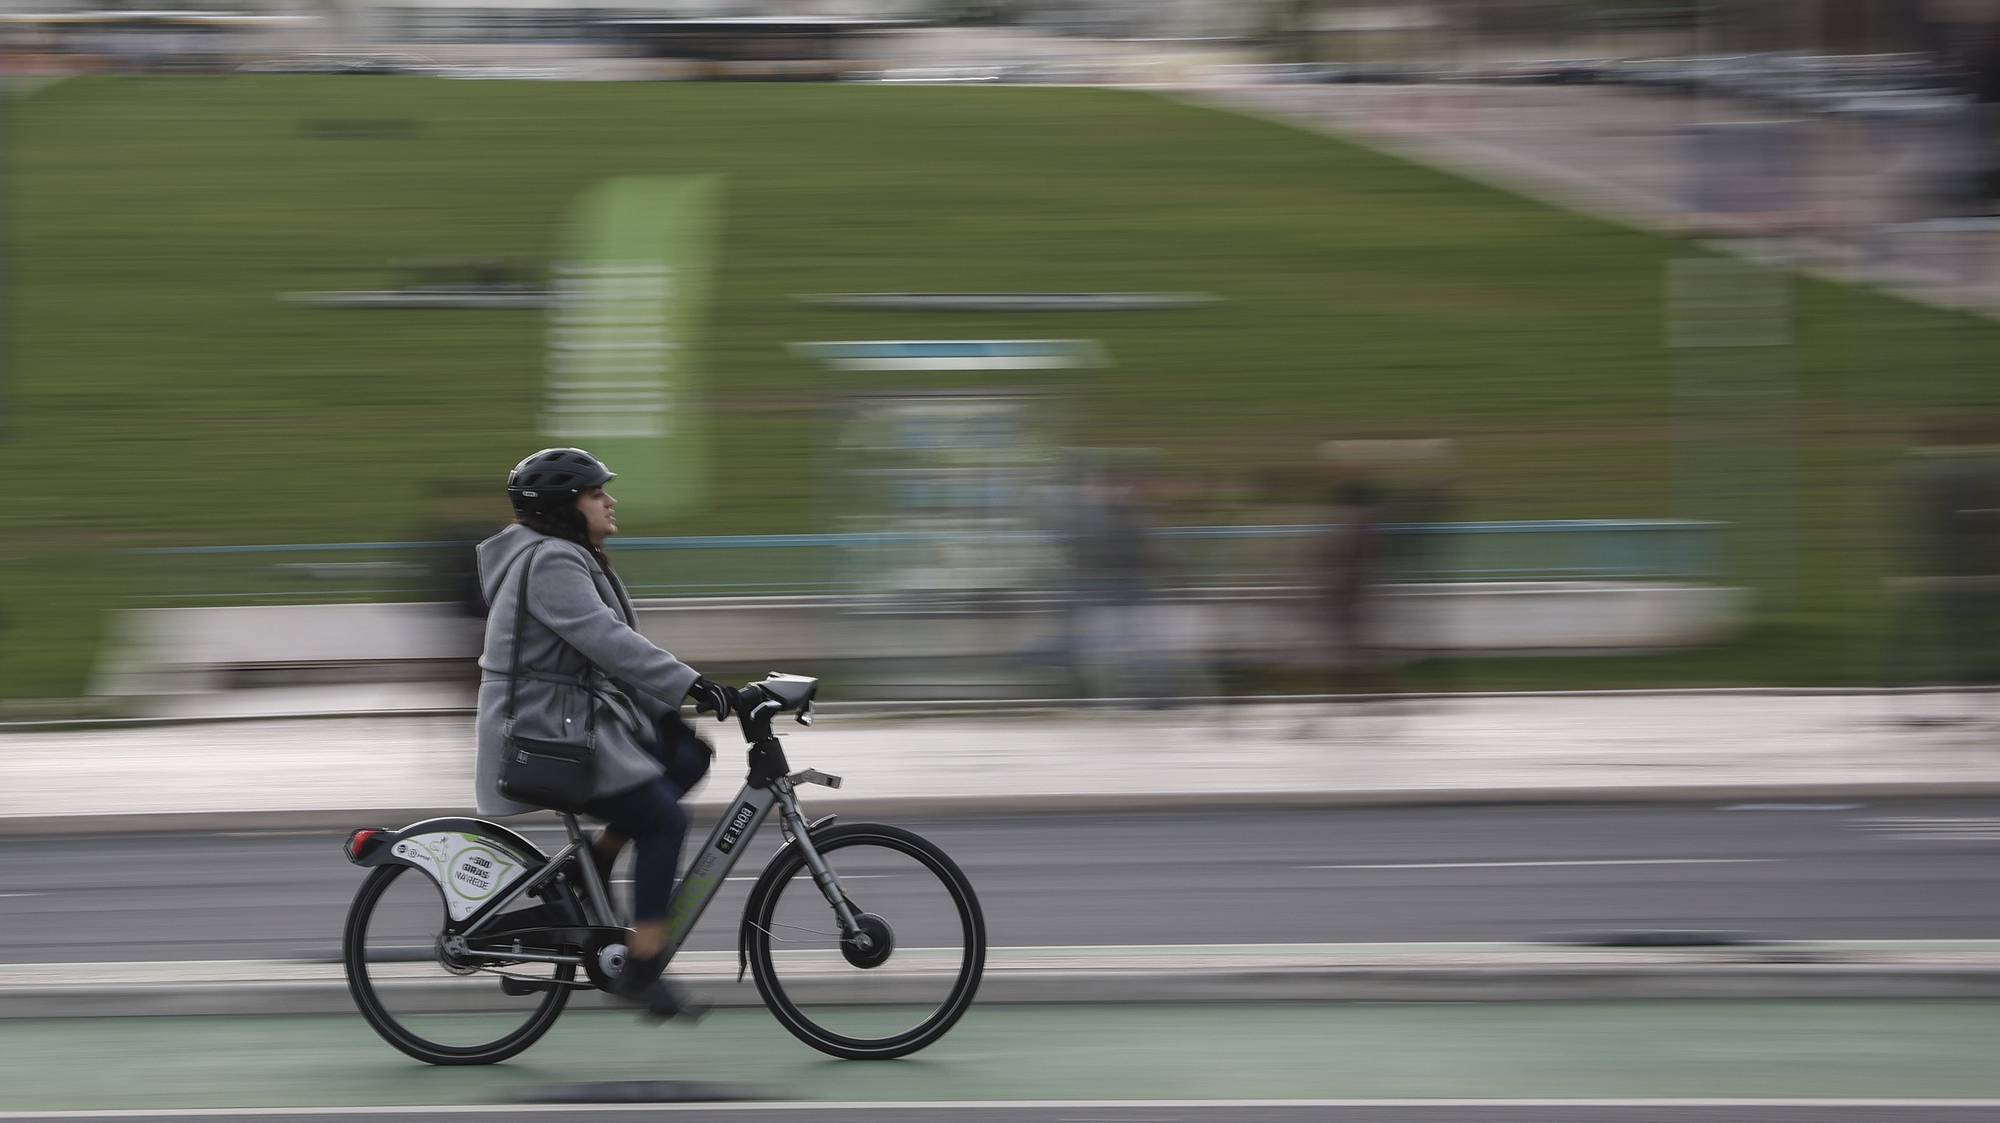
top-left (686, 676), bottom-right (739, 723)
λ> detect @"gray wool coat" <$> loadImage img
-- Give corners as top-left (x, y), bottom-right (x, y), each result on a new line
top-left (473, 523), bottom-right (702, 817)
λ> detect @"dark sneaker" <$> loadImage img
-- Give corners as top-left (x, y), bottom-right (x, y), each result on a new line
top-left (607, 952), bottom-right (706, 1021)
top-left (607, 950), bottom-right (663, 998)
top-left (637, 976), bottom-right (708, 1022)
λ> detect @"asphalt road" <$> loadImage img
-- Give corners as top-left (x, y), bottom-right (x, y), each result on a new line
top-left (3, 799), bottom-right (1998, 962)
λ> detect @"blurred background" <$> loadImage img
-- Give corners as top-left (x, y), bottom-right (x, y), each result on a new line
top-left (5, 1), bottom-right (2000, 715)
top-left (3, 2), bottom-right (2000, 1119)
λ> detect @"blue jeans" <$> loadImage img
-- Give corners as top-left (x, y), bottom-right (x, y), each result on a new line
top-left (583, 777), bottom-right (688, 924)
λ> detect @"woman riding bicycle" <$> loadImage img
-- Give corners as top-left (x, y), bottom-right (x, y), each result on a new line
top-left (475, 446), bottom-right (739, 1018)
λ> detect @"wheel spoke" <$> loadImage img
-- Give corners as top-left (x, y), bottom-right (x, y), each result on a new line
top-left (752, 919), bottom-right (844, 941)
top-left (747, 825), bottom-right (985, 1060)
top-left (343, 863), bottom-right (578, 1065)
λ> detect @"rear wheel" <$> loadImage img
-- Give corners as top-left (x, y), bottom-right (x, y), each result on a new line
top-left (342, 864), bottom-right (576, 1065)
top-left (745, 823), bottom-right (985, 1060)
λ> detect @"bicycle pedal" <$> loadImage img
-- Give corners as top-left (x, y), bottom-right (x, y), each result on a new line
top-left (500, 977), bottom-right (554, 997)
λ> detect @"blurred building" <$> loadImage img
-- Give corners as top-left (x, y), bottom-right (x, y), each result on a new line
top-left (0, 9), bottom-right (316, 72)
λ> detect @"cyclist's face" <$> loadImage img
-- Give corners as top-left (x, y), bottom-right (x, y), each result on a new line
top-left (578, 487), bottom-right (617, 545)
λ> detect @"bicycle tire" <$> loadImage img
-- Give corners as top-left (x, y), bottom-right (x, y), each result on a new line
top-left (342, 864), bottom-right (574, 1065)
top-left (744, 822), bottom-right (985, 1060)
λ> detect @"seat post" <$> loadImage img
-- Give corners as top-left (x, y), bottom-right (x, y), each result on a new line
top-left (561, 811), bottom-right (618, 927)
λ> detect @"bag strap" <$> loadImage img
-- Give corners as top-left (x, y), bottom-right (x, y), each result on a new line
top-left (502, 541), bottom-right (549, 724)
top-left (502, 538), bottom-right (601, 741)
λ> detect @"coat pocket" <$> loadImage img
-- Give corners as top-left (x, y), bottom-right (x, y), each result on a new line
top-left (508, 678), bottom-right (593, 744)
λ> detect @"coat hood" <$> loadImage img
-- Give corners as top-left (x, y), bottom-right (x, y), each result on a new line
top-left (476, 523), bottom-right (553, 607)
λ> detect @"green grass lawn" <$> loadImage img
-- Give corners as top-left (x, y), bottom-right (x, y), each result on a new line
top-left (1, 76), bottom-right (1995, 703)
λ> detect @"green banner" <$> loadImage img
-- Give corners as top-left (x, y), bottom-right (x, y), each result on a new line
top-left (546, 175), bottom-right (719, 525)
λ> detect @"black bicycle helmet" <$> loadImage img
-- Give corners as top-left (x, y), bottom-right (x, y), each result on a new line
top-left (506, 447), bottom-right (616, 517)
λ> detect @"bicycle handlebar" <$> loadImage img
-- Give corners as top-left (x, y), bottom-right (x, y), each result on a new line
top-left (734, 672), bottom-right (819, 741)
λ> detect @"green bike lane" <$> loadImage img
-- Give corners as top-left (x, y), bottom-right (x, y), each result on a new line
top-left (2, 1002), bottom-right (1999, 1112)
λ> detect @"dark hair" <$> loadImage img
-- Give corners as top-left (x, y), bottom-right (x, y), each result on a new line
top-left (518, 498), bottom-right (616, 575)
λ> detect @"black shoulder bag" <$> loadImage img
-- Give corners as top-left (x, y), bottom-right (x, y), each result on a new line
top-left (495, 543), bottom-right (598, 811)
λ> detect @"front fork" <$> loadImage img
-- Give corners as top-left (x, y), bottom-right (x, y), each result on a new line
top-left (772, 775), bottom-right (871, 948)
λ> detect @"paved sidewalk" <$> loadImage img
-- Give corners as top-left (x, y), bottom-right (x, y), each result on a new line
top-left (2, 693), bottom-right (1997, 833)
top-left (1187, 84), bottom-right (2000, 318)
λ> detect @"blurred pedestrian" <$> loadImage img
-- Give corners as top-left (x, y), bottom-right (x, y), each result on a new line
top-left (1296, 440), bottom-right (1461, 739)
top-left (1313, 469), bottom-right (1392, 688)
top-left (1926, 1), bottom-right (2000, 217)
top-left (1888, 414), bottom-right (2000, 716)
top-left (1065, 460), bottom-right (1162, 701)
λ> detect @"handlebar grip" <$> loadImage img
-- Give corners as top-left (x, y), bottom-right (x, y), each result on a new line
top-left (734, 682), bottom-right (770, 718)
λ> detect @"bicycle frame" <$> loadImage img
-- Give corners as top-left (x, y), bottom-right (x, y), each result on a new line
top-left (451, 732), bottom-right (853, 974)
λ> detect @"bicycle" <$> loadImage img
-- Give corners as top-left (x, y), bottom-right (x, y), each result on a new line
top-left (340, 673), bottom-right (986, 1065)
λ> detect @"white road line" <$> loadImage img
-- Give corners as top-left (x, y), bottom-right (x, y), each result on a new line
top-left (1857, 818), bottom-right (2000, 842)
top-left (0, 893), bottom-right (42, 899)
top-left (3, 1098), bottom-right (2000, 1118)
top-left (1860, 818), bottom-right (2000, 823)
top-left (1299, 859), bottom-right (1781, 870)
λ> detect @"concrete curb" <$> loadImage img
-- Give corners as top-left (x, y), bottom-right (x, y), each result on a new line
top-left (9, 965), bottom-right (2000, 1019)
top-left (5, 781), bottom-right (1999, 837)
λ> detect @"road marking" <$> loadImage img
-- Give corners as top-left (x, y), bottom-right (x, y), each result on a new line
top-left (1859, 818), bottom-right (2000, 824)
top-left (0, 893), bottom-right (41, 899)
top-left (1855, 817), bottom-right (2000, 841)
top-left (1300, 858), bottom-right (1780, 870)
top-left (4, 1098), bottom-right (2000, 1118)
top-left (1720, 803), bottom-right (1861, 811)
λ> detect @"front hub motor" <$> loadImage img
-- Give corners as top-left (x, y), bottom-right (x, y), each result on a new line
top-left (841, 913), bottom-right (894, 969)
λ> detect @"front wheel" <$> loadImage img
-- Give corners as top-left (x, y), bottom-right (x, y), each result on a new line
top-left (745, 823), bottom-right (985, 1060)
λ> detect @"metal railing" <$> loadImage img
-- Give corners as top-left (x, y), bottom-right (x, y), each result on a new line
top-left (123, 520), bottom-right (1728, 605)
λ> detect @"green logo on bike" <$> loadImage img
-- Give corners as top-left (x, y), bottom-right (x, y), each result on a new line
top-left (450, 845), bottom-right (515, 901)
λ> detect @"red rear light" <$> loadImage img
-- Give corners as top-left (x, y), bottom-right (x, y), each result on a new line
top-left (346, 829), bottom-right (381, 861)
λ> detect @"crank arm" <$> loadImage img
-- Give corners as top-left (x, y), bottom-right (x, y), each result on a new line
top-left (454, 947), bottom-right (583, 967)
top-left (487, 969), bottom-right (594, 994)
